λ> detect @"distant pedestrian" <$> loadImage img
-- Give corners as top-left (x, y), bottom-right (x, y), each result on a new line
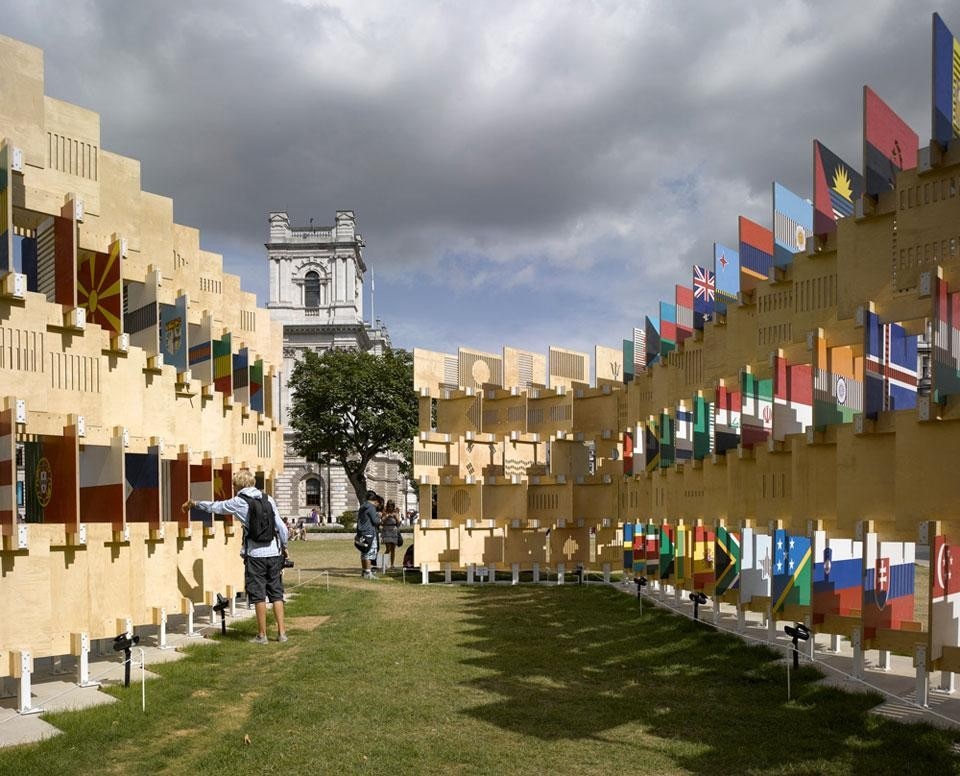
top-left (310, 507), bottom-right (320, 525)
top-left (356, 490), bottom-right (381, 579)
top-left (380, 499), bottom-right (401, 568)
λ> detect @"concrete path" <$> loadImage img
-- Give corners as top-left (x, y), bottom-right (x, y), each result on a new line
top-left (612, 579), bottom-right (960, 731)
top-left (0, 601), bottom-right (262, 749)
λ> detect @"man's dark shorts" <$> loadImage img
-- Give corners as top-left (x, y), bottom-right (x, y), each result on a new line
top-left (245, 556), bottom-right (285, 604)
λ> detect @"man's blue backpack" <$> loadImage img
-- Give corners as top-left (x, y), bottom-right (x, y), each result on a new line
top-left (238, 492), bottom-right (276, 544)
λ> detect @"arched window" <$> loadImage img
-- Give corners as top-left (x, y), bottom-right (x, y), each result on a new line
top-left (305, 477), bottom-right (322, 506)
top-left (304, 270), bottom-right (321, 308)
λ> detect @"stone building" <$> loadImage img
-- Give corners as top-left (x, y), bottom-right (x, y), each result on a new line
top-left (266, 210), bottom-right (405, 520)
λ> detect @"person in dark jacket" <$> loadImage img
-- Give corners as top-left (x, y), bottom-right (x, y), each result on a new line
top-left (356, 490), bottom-right (381, 579)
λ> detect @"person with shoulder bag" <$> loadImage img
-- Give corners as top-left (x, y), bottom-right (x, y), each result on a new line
top-left (356, 490), bottom-right (381, 579)
top-left (183, 469), bottom-right (289, 643)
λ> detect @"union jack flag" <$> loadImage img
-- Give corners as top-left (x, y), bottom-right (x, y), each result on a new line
top-left (692, 264), bottom-right (715, 328)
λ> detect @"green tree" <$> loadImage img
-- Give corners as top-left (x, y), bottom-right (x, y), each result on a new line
top-left (287, 347), bottom-right (418, 505)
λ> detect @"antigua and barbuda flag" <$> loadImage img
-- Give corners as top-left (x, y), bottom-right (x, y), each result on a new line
top-left (862, 531), bottom-right (915, 640)
top-left (863, 85), bottom-right (918, 197)
top-left (772, 182), bottom-right (813, 268)
top-left (692, 264), bottom-right (715, 328)
top-left (714, 525), bottom-right (741, 594)
top-left (811, 530), bottom-right (862, 624)
top-left (772, 529), bottom-right (812, 614)
top-left (813, 140), bottom-right (862, 236)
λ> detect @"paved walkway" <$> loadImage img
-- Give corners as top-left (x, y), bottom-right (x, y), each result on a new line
top-left (0, 601), bottom-right (262, 749)
top-left (611, 579), bottom-right (960, 731)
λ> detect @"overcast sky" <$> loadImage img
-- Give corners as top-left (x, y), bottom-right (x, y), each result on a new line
top-left (3, 1), bottom-right (953, 362)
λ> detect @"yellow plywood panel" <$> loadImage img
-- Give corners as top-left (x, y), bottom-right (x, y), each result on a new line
top-left (413, 348), bottom-right (457, 397)
top-left (437, 483), bottom-right (482, 521)
top-left (503, 346), bottom-right (546, 390)
top-left (548, 345), bottom-right (589, 391)
top-left (595, 345), bottom-right (624, 387)
top-left (459, 347), bottom-right (503, 390)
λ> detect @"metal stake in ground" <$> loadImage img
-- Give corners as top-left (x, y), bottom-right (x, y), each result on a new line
top-left (213, 592), bottom-right (230, 635)
top-left (113, 632), bottom-right (140, 688)
top-left (634, 576), bottom-right (647, 615)
top-left (689, 591), bottom-right (707, 621)
top-left (784, 623), bottom-right (810, 700)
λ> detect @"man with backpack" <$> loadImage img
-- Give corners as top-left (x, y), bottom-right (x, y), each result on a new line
top-left (183, 469), bottom-right (289, 644)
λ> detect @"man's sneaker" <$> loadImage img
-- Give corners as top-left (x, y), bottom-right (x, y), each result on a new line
top-left (277, 633), bottom-right (288, 643)
top-left (250, 634), bottom-right (269, 645)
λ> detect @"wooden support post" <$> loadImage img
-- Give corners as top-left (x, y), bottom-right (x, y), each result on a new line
top-left (736, 606), bottom-right (745, 632)
top-left (152, 607), bottom-right (170, 650)
top-left (444, 563), bottom-right (452, 584)
top-left (557, 563), bottom-right (565, 585)
top-left (940, 671), bottom-right (956, 693)
top-left (915, 645), bottom-right (929, 708)
top-left (602, 563), bottom-right (611, 583)
top-left (878, 649), bottom-right (891, 671)
top-left (466, 564), bottom-right (475, 584)
top-left (511, 563), bottom-right (519, 585)
top-left (830, 634), bottom-right (840, 653)
top-left (420, 562), bottom-right (429, 585)
top-left (852, 629), bottom-right (864, 679)
top-left (226, 586), bottom-right (238, 617)
top-left (804, 617), bottom-right (815, 661)
top-left (182, 599), bottom-right (200, 637)
top-left (71, 632), bottom-right (98, 688)
top-left (532, 563), bottom-right (540, 583)
top-left (12, 650), bottom-right (41, 715)
top-left (488, 563), bottom-right (496, 583)
top-left (713, 598), bottom-right (720, 624)
top-left (767, 611), bottom-right (777, 643)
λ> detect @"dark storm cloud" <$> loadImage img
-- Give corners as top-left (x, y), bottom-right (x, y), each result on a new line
top-left (1, 1), bottom-right (951, 355)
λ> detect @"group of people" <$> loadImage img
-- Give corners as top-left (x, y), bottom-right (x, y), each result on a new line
top-left (356, 490), bottom-right (405, 579)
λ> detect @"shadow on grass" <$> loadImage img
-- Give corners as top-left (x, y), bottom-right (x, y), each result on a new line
top-left (457, 586), bottom-right (960, 774)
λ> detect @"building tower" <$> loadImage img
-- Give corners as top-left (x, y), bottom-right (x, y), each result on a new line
top-left (266, 210), bottom-right (400, 520)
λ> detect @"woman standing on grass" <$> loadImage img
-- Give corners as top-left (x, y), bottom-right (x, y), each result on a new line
top-left (380, 499), bottom-right (401, 568)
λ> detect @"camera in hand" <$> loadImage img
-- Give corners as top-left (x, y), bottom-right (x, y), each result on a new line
top-left (283, 557), bottom-right (294, 568)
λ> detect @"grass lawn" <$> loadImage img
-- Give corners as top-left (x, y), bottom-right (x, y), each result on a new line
top-left (0, 537), bottom-right (957, 775)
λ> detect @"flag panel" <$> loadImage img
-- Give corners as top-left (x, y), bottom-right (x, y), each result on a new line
top-left (864, 86), bottom-right (919, 197)
top-left (930, 531), bottom-right (960, 661)
top-left (932, 13), bottom-right (960, 147)
top-left (772, 529), bottom-right (812, 613)
top-left (715, 526), bottom-right (741, 594)
top-left (714, 242), bottom-right (740, 309)
top-left (739, 216), bottom-right (774, 282)
top-left (813, 140), bottom-right (862, 236)
top-left (773, 182), bottom-right (812, 268)
top-left (692, 264), bottom-right (715, 328)
top-left (812, 531), bottom-right (863, 624)
top-left (862, 533), bottom-right (916, 639)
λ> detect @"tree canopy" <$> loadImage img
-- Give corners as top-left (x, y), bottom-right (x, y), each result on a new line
top-left (287, 347), bottom-right (418, 505)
